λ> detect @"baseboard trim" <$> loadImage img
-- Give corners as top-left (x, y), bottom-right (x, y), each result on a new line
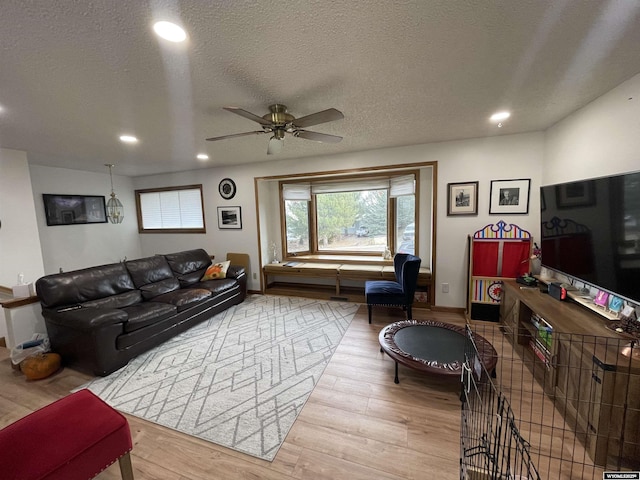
top-left (430, 305), bottom-right (465, 314)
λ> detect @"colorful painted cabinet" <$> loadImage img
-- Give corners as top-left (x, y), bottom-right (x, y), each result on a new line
top-left (467, 220), bottom-right (532, 321)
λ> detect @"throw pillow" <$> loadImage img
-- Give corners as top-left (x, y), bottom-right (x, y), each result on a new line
top-left (201, 260), bottom-right (230, 281)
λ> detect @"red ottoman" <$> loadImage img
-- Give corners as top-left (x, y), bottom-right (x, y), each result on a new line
top-left (0, 389), bottom-right (134, 480)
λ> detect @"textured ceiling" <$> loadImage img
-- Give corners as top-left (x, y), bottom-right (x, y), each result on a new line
top-left (1, 1), bottom-right (640, 177)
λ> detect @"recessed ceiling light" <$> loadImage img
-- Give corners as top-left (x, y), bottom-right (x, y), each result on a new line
top-left (119, 135), bottom-right (138, 144)
top-left (197, 153), bottom-right (209, 160)
top-left (490, 111), bottom-right (511, 122)
top-left (153, 21), bottom-right (187, 42)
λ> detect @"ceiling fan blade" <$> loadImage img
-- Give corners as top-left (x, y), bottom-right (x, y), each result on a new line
top-left (223, 107), bottom-right (272, 126)
top-left (295, 130), bottom-right (343, 144)
top-left (206, 130), bottom-right (267, 141)
top-left (292, 108), bottom-right (344, 128)
top-left (267, 137), bottom-right (284, 155)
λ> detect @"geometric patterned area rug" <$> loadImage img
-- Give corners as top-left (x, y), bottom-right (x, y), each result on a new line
top-left (77, 295), bottom-right (359, 461)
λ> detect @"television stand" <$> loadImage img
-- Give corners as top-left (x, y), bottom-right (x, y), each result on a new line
top-left (500, 280), bottom-right (640, 469)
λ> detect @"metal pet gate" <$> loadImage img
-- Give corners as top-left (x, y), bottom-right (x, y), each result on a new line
top-left (460, 323), bottom-right (640, 480)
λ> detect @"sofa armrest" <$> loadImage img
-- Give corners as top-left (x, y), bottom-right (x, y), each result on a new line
top-left (226, 265), bottom-right (245, 279)
top-left (42, 306), bottom-right (128, 376)
top-left (42, 307), bottom-right (128, 332)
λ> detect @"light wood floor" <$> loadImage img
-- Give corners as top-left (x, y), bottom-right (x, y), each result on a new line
top-left (3, 304), bottom-right (610, 479)
top-left (0, 305), bottom-right (468, 480)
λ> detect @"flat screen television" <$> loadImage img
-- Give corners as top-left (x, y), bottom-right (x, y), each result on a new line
top-left (43, 194), bottom-right (108, 226)
top-left (540, 171), bottom-right (640, 304)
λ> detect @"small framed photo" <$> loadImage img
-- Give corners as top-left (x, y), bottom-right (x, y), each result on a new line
top-left (217, 206), bottom-right (242, 229)
top-left (556, 180), bottom-right (595, 208)
top-left (447, 181), bottom-right (478, 216)
top-left (489, 179), bottom-right (531, 215)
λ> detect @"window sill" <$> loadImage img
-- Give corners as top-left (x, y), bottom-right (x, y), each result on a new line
top-left (284, 254), bottom-right (393, 266)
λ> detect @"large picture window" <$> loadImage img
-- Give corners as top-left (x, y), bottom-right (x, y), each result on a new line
top-left (282, 173), bottom-right (416, 257)
top-left (135, 184), bottom-right (206, 233)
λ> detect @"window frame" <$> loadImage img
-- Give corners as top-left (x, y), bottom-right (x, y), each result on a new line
top-left (280, 170), bottom-right (418, 258)
top-left (135, 184), bottom-right (206, 234)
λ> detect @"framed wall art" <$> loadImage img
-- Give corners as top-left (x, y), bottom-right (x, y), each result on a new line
top-left (447, 181), bottom-right (478, 216)
top-left (43, 194), bottom-right (108, 226)
top-left (489, 179), bottom-right (531, 215)
top-left (217, 206), bottom-right (242, 229)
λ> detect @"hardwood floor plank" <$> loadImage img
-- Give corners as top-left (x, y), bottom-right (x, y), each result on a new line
top-left (307, 385), bottom-right (370, 415)
top-left (295, 402), bottom-right (408, 447)
top-left (291, 446), bottom-right (406, 480)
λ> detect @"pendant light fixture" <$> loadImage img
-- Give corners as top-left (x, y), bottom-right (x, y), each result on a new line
top-left (105, 164), bottom-right (124, 224)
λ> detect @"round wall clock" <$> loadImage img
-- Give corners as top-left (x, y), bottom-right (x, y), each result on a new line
top-left (218, 178), bottom-right (236, 199)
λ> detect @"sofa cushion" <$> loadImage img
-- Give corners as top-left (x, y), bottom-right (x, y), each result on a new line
top-left (121, 302), bottom-right (177, 333)
top-left (201, 260), bottom-right (230, 281)
top-left (151, 288), bottom-right (212, 312)
top-left (36, 263), bottom-right (136, 309)
top-left (81, 290), bottom-right (143, 309)
top-left (173, 270), bottom-right (206, 288)
top-left (125, 256), bottom-right (174, 288)
top-left (164, 249), bottom-right (211, 275)
top-left (139, 277), bottom-right (180, 300)
top-left (196, 278), bottom-right (238, 295)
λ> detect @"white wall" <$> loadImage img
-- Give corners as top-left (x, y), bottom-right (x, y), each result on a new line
top-left (0, 148), bottom-right (46, 342)
top-left (434, 134), bottom-right (544, 307)
top-left (133, 132), bottom-right (545, 308)
top-left (0, 149), bottom-right (45, 286)
top-left (29, 165), bottom-right (141, 274)
top-left (544, 72), bottom-right (640, 185)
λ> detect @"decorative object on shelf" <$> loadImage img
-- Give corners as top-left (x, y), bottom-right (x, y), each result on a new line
top-left (218, 178), bottom-right (236, 199)
top-left (594, 290), bottom-right (609, 308)
top-left (447, 181), bottom-right (478, 216)
top-left (383, 245), bottom-right (392, 260)
top-left (270, 242), bottom-right (280, 263)
top-left (489, 178), bottom-right (531, 215)
top-left (530, 242), bottom-right (542, 275)
top-left (217, 206), bottom-right (242, 229)
top-left (104, 164), bottom-right (124, 223)
top-left (607, 295), bottom-right (623, 314)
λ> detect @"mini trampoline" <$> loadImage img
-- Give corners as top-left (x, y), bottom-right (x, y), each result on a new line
top-left (378, 320), bottom-right (498, 383)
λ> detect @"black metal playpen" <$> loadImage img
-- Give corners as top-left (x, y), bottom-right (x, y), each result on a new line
top-left (460, 323), bottom-right (640, 480)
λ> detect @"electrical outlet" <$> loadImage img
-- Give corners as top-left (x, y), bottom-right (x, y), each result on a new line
top-left (253, 273), bottom-right (257, 280)
top-left (442, 283), bottom-right (449, 293)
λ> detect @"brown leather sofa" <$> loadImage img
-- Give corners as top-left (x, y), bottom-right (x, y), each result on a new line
top-left (35, 249), bottom-right (246, 376)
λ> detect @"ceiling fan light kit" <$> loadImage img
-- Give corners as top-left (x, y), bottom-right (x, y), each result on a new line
top-left (206, 104), bottom-right (344, 154)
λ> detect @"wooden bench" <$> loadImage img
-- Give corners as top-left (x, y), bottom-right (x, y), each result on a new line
top-left (263, 262), bottom-right (432, 307)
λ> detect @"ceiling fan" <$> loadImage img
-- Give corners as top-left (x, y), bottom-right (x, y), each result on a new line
top-left (206, 104), bottom-right (344, 155)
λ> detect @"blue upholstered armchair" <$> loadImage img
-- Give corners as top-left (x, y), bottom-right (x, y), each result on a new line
top-left (365, 253), bottom-right (421, 324)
